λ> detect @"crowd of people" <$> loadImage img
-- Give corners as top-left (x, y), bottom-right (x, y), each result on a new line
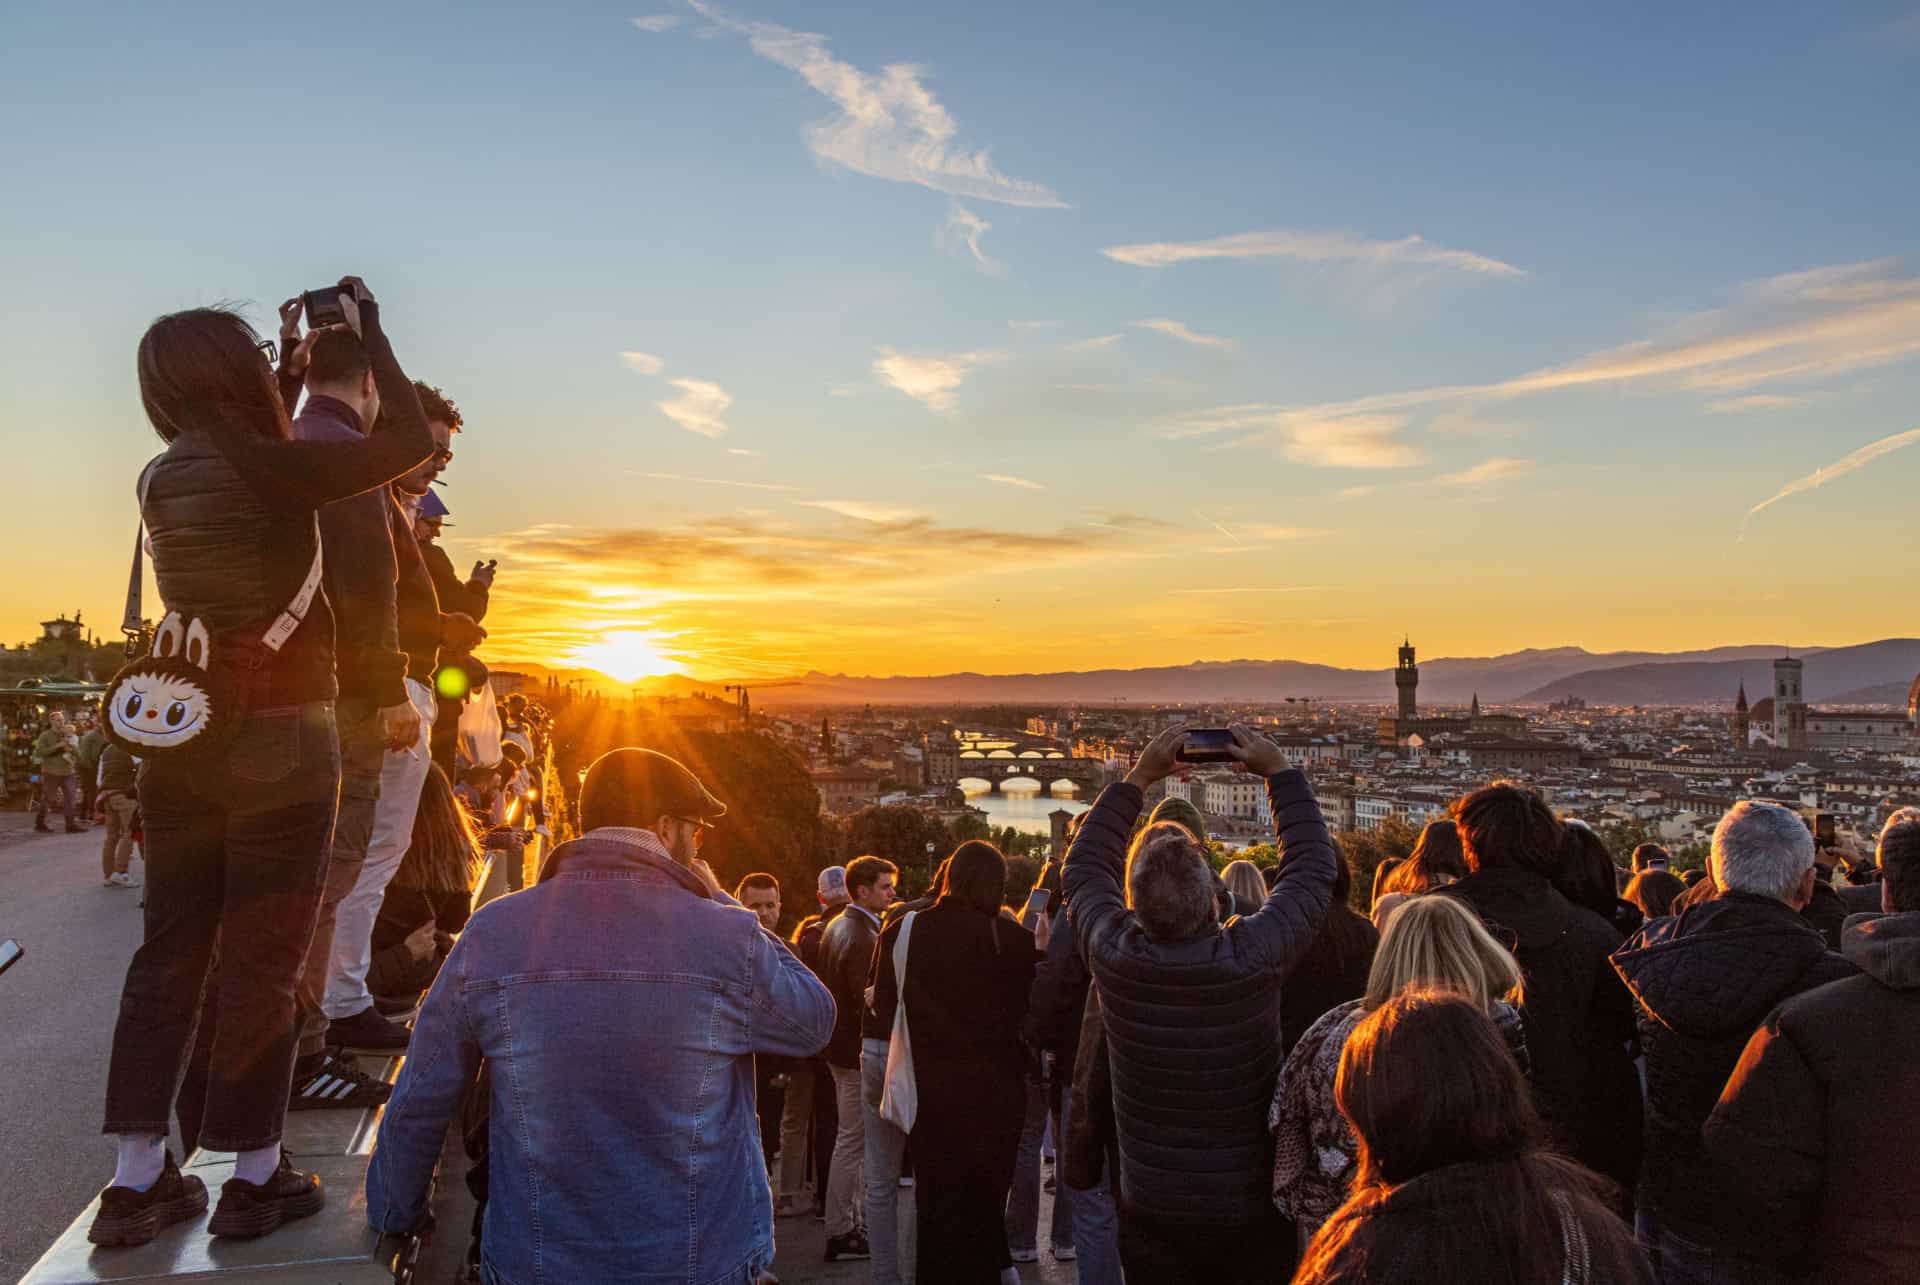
top-left (85, 278), bottom-right (554, 1252)
top-left (74, 282), bottom-right (1919, 1285)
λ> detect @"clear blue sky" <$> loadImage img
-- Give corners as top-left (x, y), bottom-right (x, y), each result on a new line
top-left (3, 1), bottom-right (1918, 678)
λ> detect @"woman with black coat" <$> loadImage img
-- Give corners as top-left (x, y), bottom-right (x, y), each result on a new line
top-left (872, 841), bottom-right (1039, 1284)
top-left (92, 279), bottom-right (435, 1248)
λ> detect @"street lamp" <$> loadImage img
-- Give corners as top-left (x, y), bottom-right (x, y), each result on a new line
top-left (925, 840), bottom-right (936, 886)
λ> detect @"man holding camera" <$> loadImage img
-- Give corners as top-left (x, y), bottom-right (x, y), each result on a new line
top-left (1063, 724), bottom-right (1336, 1285)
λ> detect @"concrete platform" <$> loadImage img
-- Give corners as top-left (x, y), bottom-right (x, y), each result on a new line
top-left (18, 1152), bottom-right (418, 1285)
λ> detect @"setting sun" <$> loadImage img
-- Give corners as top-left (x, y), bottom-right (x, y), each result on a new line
top-left (567, 630), bottom-right (686, 683)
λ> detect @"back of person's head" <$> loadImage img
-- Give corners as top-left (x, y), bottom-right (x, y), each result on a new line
top-left (1339, 990), bottom-right (1539, 1186)
top-left (1711, 801), bottom-right (1815, 903)
top-left (1623, 868), bottom-right (1686, 919)
top-left (1456, 782), bottom-right (1562, 876)
top-left (1148, 795), bottom-right (1208, 846)
top-left (817, 865), bottom-right (848, 906)
top-left (304, 327), bottom-right (372, 394)
top-left (1386, 819), bottom-right (1467, 895)
top-left (1221, 859), bottom-right (1266, 908)
top-left (1125, 821), bottom-right (1219, 941)
top-left (940, 840), bottom-right (1006, 915)
top-left (1371, 857), bottom-right (1405, 907)
top-left (396, 764), bottom-right (481, 893)
top-left (1551, 819), bottom-right (1620, 918)
top-left (1877, 808), bottom-right (1920, 913)
top-left (1303, 990), bottom-right (1639, 1285)
top-left (138, 307), bottom-right (290, 444)
top-left (845, 855), bottom-right (897, 902)
top-left (1631, 842), bottom-right (1672, 874)
top-left (1365, 895), bottom-right (1523, 1012)
top-left (1680, 867), bottom-right (1707, 888)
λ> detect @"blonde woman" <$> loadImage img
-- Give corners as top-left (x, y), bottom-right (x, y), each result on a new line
top-left (1270, 895), bottom-right (1530, 1237)
top-left (1221, 858), bottom-right (1268, 914)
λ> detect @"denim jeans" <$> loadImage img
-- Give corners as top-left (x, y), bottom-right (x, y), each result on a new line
top-left (776, 1062), bottom-right (817, 1203)
top-left (36, 771), bottom-right (78, 828)
top-left (826, 1063), bottom-right (866, 1237)
top-left (861, 1038), bottom-right (910, 1285)
top-left (1007, 1074), bottom-right (1073, 1253)
top-left (1060, 1083), bottom-right (1123, 1284)
top-left (103, 701), bottom-right (341, 1150)
top-left (294, 699), bottom-right (384, 1059)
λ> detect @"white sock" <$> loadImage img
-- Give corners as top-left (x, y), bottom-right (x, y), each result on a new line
top-left (233, 1143), bottom-right (281, 1186)
top-left (112, 1133), bottom-right (166, 1192)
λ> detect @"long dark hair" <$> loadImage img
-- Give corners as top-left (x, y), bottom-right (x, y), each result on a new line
top-left (1385, 818), bottom-right (1468, 895)
top-left (137, 307), bottom-right (290, 445)
top-left (1297, 990), bottom-right (1642, 1284)
top-left (1301, 847), bottom-right (1377, 975)
top-left (1552, 820), bottom-right (1621, 919)
top-left (1624, 868), bottom-right (1686, 919)
top-left (392, 765), bottom-right (481, 895)
top-left (940, 840), bottom-right (1007, 915)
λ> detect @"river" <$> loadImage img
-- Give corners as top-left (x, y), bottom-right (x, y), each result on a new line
top-left (958, 781), bottom-right (1089, 837)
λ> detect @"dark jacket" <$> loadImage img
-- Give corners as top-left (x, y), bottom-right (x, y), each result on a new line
top-left (1703, 912), bottom-right (1920, 1284)
top-left (290, 395), bottom-right (406, 709)
top-left (1442, 867), bottom-right (1640, 1191)
top-left (389, 495), bottom-right (443, 684)
top-left (819, 904), bottom-right (881, 1067)
top-left (139, 302), bottom-right (432, 706)
top-left (877, 897), bottom-right (1036, 1082)
top-left (1024, 903), bottom-right (1092, 1078)
top-left (1800, 875), bottom-right (1848, 949)
top-left (421, 539), bottom-right (490, 622)
top-left (863, 894), bottom-right (935, 1042)
top-left (366, 886), bottom-right (472, 1000)
top-left (96, 744), bottom-right (138, 795)
top-left (1063, 771), bottom-right (1336, 1226)
top-left (1278, 905), bottom-right (1379, 1055)
top-left (1611, 891), bottom-right (1854, 1241)
top-left (1063, 986), bottom-right (1115, 1193)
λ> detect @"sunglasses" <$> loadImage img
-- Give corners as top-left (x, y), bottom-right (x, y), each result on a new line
top-left (255, 338), bottom-right (279, 365)
top-left (671, 816), bottom-right (710, 847)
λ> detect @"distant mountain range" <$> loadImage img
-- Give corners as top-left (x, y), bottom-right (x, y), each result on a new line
top-left (483, 640), bottom-right (1920, 708)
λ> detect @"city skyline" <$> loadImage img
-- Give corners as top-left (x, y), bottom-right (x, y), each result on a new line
top-left (4, 3), bottom-right (1920, 679)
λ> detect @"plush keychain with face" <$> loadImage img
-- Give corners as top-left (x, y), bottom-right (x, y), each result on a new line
top-left (103, 612), bottom-right (222, 756)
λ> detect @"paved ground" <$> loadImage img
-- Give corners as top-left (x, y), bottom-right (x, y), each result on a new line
top-left (0, 813), bottom-right (146, 1281)
top-left (0, 811), bottom-right (1078, 1284)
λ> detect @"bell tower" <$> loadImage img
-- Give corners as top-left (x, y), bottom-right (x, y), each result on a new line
top-left (1774, 654), bottom-right (1807, 751)
top-left (1733, 682), bottom-right (1750, 749)
top-left (1396, 639), bottom-right (1419, 727)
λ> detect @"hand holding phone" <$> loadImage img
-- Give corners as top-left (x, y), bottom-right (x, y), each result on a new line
top-left (1177, 728), bottom-right (1235, 763)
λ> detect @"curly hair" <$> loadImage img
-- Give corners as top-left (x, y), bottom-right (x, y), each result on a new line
top-left (413, 379), bottom-right (462, 431)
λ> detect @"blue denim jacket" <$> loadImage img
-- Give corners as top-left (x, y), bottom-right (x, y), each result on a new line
top-left (366, 828), bottom-right (836, 1285)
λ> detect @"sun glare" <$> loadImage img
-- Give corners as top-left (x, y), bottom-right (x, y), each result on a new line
top-left (568, 631), bottom-right (686, 683)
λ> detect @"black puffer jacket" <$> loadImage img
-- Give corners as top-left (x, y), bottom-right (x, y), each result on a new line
top-left (1442, 867), bottom-right (1640, 1193)
top-left (1704, 912), bottom-right (1920, 1283)
top-left (139, 302), bottom-right (433, 706)
top-left (1612, 891), bottom-right (1854, 1244)
top-left (1063, 771), bottom-right (1335, 1226)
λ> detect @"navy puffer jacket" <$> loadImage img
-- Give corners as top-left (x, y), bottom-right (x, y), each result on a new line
top-left (1063, 771), bottom-right (1336, 1226)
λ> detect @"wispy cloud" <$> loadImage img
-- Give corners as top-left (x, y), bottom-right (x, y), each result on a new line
top-left (659, 378), bottom-right (733, 437)
top-left (799, 499), bottom-right (931, 524)
top-left (1102, 227), bottom-right (1525, 277)
top-left (631, 14), bottom-right (683, 32)
top-left (1428, 409), bottom-right (1531, 437)
top-left (1008, 319), bottom-right (1062, 334)
top-left (1742, 426), bottom-right (1920, 535)
top-left (727, 447), bottom-right (763, 457)
top-left (1283, 414), bottom-right (1427, 469)
top-left (1436, 457), bottom-right (1537, 486)
top-left (620, 350), bottom-right (665, 375)
top-left (684, 1), bottom-right (1065, 208)
top-left (1706, 393), bottom-right (1810, 414)
top-left (938, 202), bottom-right (1005, 276)
top-left (1060, 333), bottom-right (1124, 352)
top-left (873, 348), bottom-right (996, 410)
top-left (632, 471), bottom-right (799, 492)
top-left (1131, 317), bottom-right (1237, 350)
top-left (1158, 259), bottom-right (1920, 453)
top-left (980, 473), bottom-right (1044, 491)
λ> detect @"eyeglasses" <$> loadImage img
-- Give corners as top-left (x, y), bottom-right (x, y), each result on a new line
top-left (671, 816), bottom-right (709, 848)
top-left (255, 338), bottom-right (279, 365)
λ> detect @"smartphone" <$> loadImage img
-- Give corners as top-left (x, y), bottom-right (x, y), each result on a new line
top-left (0, 938), bottom-right (21, 977)
top-left (1814, 813), bottom-right (1837, 848)
top-left (1177, 728), bottom-right (1235, 763)
top-left (301, 284), bottom-right (352, 329)
top-left (1025, 888), bottom-right (1050, 916)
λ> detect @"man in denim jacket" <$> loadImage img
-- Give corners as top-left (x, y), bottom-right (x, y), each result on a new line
top-left (367, 747), bottom-right (836, 1284)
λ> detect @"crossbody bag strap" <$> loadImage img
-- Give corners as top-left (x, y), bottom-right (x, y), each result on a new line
top-left (122, 458), bottom-right (161, 637)
top-left (258, 528), bottom-right (325, 654)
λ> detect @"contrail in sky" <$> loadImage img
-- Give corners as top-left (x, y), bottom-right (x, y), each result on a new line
top-left (1742, 426), bottom-right (1920, 538)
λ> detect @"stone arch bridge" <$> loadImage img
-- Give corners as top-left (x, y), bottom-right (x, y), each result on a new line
top-left (946, 753), bottom-right (1107, 795)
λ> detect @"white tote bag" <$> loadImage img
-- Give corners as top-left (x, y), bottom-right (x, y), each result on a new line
top-left (878, 910), bottom-right (919, 1131)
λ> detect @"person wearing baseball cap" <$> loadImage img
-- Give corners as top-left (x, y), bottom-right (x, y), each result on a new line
top-left (367, 746), bottom-right (832, 1283)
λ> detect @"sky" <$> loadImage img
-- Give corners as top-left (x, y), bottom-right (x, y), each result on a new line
top-left (3, 2), bottom-right (1919, 682)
